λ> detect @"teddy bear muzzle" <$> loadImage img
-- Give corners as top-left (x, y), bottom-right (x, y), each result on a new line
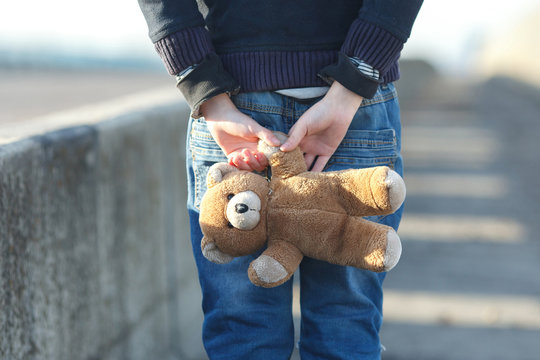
top-left (226, 191), bottom-right (262, 230)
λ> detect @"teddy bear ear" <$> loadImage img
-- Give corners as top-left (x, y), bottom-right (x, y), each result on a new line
top-left (207, 162), bottom-right (238, 188)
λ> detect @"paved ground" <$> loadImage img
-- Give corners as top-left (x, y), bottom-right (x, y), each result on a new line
top-left (3, 64), bottom-right (540, 359)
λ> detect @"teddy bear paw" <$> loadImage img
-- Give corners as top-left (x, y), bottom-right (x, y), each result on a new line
top-left (383, 230), bottom-right (402, 271)
top-left (250, 255), bottom-right (289, 285)
top-left (385, 169), bottom-right (406, 211)
top-left (202, 242), bottom-right (234, 264)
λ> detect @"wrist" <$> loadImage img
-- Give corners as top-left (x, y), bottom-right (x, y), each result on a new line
top-left (327, 81), bottom-right (363, 108)
top-left (323, 82), bottom-right (363, 124)
top-left (200, 93), bottom-right (236, 120)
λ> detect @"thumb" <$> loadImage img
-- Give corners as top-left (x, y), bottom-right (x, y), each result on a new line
top-left (253, 124), bottom-right (281, 147)
top-left (280, 121), bottom-right (307, 152)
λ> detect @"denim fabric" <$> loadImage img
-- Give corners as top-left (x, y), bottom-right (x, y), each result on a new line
top-left (185, 83), bottom-right (403, 359)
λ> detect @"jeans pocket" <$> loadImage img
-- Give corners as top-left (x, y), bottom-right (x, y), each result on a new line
top-left (189, 117), bottom-right (228, 210)
top-left (326, 128), bottom-right (398, 171)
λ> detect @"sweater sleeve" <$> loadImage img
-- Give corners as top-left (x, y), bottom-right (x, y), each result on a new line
top-left (319, 0), bottom-right (423, 99)
top-left (137, 0), bottom-right (239, 113)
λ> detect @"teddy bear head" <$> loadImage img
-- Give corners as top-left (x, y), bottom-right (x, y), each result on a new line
top-left (199, 163), bottom-right (270, 264)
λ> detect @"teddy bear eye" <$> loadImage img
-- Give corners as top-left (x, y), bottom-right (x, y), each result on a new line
top-left (227, 193), bottom-right (234, 200)
top-left (227, 221), bottom-right (234, 228)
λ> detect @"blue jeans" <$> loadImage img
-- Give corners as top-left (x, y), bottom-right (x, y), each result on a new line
top-left (186, 84), bottom-right (403, 359)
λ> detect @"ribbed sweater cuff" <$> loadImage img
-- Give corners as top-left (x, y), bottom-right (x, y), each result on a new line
top-left (154, 26), bottom-right (215, 75)
top-left (341, 19), bottom-right (404, 77)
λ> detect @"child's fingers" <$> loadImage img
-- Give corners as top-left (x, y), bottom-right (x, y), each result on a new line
top-left (281, 121), bottom-right (307, 152)
top-left (228, 153), bottom-right (252, 171)
top-left (228, 150), bottom-right (266, 172)
top-left (241, 149), bottom-right (260, 171)
top-left (304, 153), bottom-right (317, 170)
top-left (310, 155), bottom-right (330, 172)
top-left (254, 125), bottom-right (281, 147)
top-left (253, 151), bottom-right (269, 170)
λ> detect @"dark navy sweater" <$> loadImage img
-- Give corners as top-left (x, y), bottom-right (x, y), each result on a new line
top-left (138, 0), bottom-right (423, 110)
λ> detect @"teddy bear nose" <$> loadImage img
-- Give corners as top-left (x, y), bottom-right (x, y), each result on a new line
top-left (235, 203), bottom-right (249, 214)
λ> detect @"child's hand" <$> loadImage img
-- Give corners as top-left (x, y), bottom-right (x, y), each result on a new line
top-left (201, 93), bottom-right (280, 172)
top-left (280, 82), bottom-right (363, 172)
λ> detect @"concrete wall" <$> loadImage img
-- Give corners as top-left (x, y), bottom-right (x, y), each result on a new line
top-left (0, 99), bottom-right (205, 359)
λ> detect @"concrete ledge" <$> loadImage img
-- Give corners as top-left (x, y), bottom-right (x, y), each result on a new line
top-left (0, 91), bottom-right (204, 359)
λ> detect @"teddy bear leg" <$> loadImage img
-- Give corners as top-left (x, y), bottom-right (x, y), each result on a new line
top-left (248, 241), bottom-right (303, 288)
top-left (336, 216), bottom-right (402, 272)
top-left (363, 166), bottom-right (406, 213)
top-left (384, 168), bottom-right (407, 212)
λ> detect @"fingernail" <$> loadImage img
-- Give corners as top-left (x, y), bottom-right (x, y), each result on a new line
top-left (269, 136), bottom-right (280, 145)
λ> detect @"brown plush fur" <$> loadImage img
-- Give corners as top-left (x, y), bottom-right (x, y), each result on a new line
top-left (200, 170), bottom-right (269, 257)
top-left (199, 133), bottom-right (405, 288)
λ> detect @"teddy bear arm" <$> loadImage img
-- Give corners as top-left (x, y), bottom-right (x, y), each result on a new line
top-left (201, 236), bottom-right (233, 264)
top-left (325, 166), bottom-right (405, 216)
top-left (248, 240), bottom-right (303, 288)
top-left (258, 132), bottom-right (307, 179)
top-left (268, 150), bottom-right (308, 179)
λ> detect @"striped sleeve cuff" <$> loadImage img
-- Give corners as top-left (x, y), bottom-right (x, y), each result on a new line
top-left (349, 57), bottom-right (380, 81)
top-left (341, 19), bottom-right (404, 77)
top-left (318, 52), bottom-right (381, 99)
top-left (154, 26), bottom-right (215, 75)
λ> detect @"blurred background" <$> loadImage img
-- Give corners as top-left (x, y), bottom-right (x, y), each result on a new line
top-left (2, 0), bottom-right (540, 121)
top-left (1, 0), bottom-right (540, 359)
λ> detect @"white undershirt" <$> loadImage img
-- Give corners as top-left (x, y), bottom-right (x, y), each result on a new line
top-left (273, 57), bottom-right (379, 100)
top-left (274, 86), bottom-right (329, 99)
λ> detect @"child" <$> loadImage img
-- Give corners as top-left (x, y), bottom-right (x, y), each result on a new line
top-left (138, 1), bottom-right (423, 358)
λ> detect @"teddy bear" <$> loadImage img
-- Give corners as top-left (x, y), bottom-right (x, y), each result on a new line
top-left (199, 132), bottom-right (406, 288)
